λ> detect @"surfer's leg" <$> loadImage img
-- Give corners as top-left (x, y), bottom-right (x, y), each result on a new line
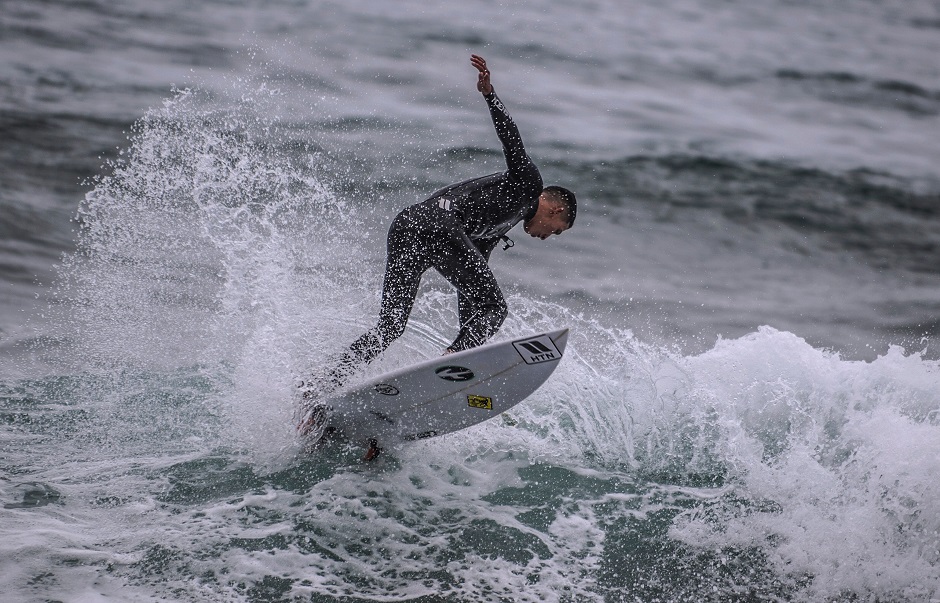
top-left (297, 205), bottom-right (423, 443)
top-left (329, 209), bottom-right (430, 381)
top-left (434, 228), bottom-right (507, 352)
top-left (339, 256), bottom-right (422, 365)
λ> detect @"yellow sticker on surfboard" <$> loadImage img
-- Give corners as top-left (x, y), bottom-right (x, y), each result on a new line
top-left (467, 395), bottom-right (493, 410)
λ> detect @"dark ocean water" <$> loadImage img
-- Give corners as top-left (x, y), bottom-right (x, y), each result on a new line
top-left (2, 1), bottom-right (939, 601)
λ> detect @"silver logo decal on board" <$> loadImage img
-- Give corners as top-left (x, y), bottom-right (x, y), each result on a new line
top-left (513, 335), bottom-right (561, 365)
top-left (374, 383), bottom-right (399, 396)
top-left (435, 366), bottom-right (475, 382)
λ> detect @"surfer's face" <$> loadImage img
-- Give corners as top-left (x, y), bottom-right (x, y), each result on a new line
top-left (524, 194), bottom-right (571, 240)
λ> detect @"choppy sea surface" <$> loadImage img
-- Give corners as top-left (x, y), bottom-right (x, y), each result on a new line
top-left (2, 1), bottom-right (939, 601)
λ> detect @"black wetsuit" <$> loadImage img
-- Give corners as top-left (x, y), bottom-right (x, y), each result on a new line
top-left (332, 91), bottom-right (543, 382)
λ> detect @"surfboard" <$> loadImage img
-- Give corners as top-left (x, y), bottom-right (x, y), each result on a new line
top-left (301, 328), bottom-right (568, 450)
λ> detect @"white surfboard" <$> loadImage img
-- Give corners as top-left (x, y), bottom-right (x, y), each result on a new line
top-left (304, 328), bottom-right (568, 448)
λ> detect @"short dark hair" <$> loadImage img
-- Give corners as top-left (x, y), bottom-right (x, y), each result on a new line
top-left (543, 185), bottom-right (577, 227)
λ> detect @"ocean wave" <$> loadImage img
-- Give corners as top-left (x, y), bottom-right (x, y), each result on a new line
top-left (775, 69), bottom-right (940, 117)
top-left (564, 154), bottom-right (940, 274)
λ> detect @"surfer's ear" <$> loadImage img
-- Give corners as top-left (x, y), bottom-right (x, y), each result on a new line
top-left (542, 185), bottom-right (577, 227)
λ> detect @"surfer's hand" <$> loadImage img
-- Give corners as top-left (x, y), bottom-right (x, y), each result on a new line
top-left (471, 54), bottom-right (493, 95)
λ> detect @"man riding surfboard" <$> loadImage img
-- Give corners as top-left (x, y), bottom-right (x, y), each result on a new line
top-left (298, 55), bottom-right (578, 455)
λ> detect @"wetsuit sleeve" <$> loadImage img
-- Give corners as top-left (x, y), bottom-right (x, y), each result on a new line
top-left (485, 92), bottom-right (538, 182)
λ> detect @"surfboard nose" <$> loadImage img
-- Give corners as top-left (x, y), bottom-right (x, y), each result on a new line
top-left (550, 328), bottom-right (569, 354)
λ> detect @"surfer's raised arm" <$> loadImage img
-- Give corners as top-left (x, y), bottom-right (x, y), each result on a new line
top-left (470, 55), bottom-right (535, 183)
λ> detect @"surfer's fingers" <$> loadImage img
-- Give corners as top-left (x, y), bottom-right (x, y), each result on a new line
top-left (470, 54), bottom-right (488, 72)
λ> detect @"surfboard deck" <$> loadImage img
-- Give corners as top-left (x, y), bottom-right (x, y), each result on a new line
top-left (301, 328), bottom-right (568, 449)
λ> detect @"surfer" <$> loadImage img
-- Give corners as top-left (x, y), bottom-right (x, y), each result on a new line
top-left (298, 55), bottom-right (577, 448)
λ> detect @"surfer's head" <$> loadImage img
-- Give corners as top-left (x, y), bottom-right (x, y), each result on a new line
top-left (524, 186), bottom-right (577, 240)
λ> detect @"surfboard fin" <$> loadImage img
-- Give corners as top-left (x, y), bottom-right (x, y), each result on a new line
top-left (363, 439), bottom-right (382, 462)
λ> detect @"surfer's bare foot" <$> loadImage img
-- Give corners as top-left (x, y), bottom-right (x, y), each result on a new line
top-left (297, 404), bottom-right (329, 439)
top-left (363, 439), bottom-right (382, 462)
top-left (296, 374), bottom-right (339, 443)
